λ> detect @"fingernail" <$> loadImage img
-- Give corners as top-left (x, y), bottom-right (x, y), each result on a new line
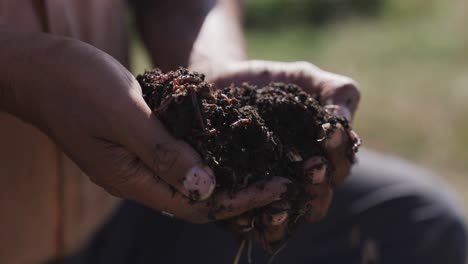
top-left (183, 166), bottom-right (216, 201)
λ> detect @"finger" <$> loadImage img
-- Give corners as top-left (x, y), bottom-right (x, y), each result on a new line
top-left (301, 155), bottom-right (334, 223)
top-left (324, 104), bottom-right (352, 123)
top-left (199, 177), bottom-right (291, 222)
top-left (97, 157), bottom-right (211, 223)
top-left (233, 214), bottom-right (255, 233)
top-left (130, 176), bottom-right (290, 223)
top-left (118, 93), bottom-right (215, 201)
top-left (321, 122), bottom-right (344, 149)
top-left (84, 142), bottom-right (205, 219)
top-left (262, 200), bottom-right (290, 226)
top-left (317, 72), bottom-right (360, 121)
top-left (261, 221), bottom-right (289, 243)
top-left (319, 122), bottom-right (354, 185)
top-left (229, 200), bottom-right (290, 238)
top-left (270, 211), bottom-right (289, 226)
top-left (321, 123), bottom-right (361, 156)
top-left (303, 182), bottom-right (333, 223)
top-left (303, 156), bottom-right (327, 185)
top-left (88, 145), bottom-right (283, 224)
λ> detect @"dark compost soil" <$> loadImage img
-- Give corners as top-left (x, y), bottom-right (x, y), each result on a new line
top-left (137, 68), bottom-right (356, 236)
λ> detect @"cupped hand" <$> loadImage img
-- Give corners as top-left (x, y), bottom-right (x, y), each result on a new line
top-left (1, 36), bottom-right (290, 224)
top-left (208, 60), bottom-right (361, 241)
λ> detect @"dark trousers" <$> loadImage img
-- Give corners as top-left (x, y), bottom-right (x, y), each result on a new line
top-left (66, 149), bottom-right (467, 264)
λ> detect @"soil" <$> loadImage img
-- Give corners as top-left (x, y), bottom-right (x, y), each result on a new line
top-left (137, 68), bottom-right (355, 237)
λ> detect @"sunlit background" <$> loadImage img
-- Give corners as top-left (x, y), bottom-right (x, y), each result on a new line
top-left (131, 0), bottom-right (468, 213)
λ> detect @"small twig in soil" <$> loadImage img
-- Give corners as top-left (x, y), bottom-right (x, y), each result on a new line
top-left (233, 239), bottom-right (247, 264)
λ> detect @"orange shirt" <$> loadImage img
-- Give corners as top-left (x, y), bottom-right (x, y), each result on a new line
top-left (0, 1), bottom-right (129, 263)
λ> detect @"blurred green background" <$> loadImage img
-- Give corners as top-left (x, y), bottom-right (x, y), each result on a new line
top-left (132, 0), bottom-right (468, 211)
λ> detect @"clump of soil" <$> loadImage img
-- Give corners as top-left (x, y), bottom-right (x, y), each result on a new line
top-left (137, 68), bottom-right (356, 235)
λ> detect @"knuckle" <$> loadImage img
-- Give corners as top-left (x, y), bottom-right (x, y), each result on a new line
top-left (112, 159), bottom-right (142, 188)
top-left (323, 82), bottom-right (361, 115)
top-left (342, 81), bottom-right (359, 94)
top-left (102, 156), bottom-right (150, 199)
top-left (342, 81), bottom-right (360, 99)
top-left (337, 80), bottom-right (361, 107)
top-left (86, 171), bottom-right (128, 198)
top-left (151, 141), bottom-right (181, 176)
top-left (86, 171), bottom-right (127, 197)
top-left (336, 81), bottom-right (359, 99)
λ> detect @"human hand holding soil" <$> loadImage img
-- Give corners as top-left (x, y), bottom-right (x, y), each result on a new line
top-left (138, 65), bottom-right (361, 246)
top-left (0, 31), bottom-right (289, 224)
top-left (206, 60), bottom-right (361, 243)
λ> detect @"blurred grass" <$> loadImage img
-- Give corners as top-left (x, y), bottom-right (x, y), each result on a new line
top-left (245, 0), bottom-right (468, 209)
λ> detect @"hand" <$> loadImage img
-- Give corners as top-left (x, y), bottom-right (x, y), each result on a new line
top-left (0, 33), bottom-right (290, 224)
top-left (207, 60), bottom-right (361, 241)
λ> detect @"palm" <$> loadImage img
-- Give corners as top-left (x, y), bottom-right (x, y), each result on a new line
top-left (208, 60), bottom-right (361, 242)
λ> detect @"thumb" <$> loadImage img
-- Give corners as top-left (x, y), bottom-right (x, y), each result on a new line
top-left (119, 92), bottom-right (216, 201)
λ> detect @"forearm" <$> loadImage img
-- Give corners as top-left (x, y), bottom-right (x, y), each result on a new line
top-left (188, 0), bottom-right (247, 77)
top-left (0, 29), bottom-right (134, 127)
top-left (131, 0), bottom-right (215, 71)
top-left (132, 0), bottom-right (246, 77)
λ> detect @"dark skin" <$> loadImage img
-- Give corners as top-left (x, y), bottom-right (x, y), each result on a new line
top-left (0, 0), bottom-right (360, 241)
top-left (132, 0), bottom-right (216, 71)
